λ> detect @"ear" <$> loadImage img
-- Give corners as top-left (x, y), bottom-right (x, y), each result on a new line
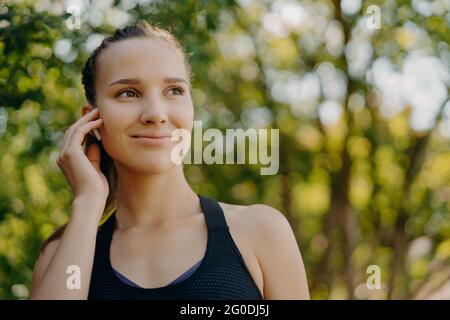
top-left (81, 104), bottom-right (95, 116)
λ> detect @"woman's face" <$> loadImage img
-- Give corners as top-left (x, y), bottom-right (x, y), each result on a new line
top-left (92, 37), bottom-right (193, 174)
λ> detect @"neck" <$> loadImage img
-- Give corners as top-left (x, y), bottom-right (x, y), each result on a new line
top-left (114, 164), bottom-right (201, 229)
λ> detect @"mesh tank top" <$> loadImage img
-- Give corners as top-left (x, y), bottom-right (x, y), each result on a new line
top-left (88, 194), bottom-right (263, 300)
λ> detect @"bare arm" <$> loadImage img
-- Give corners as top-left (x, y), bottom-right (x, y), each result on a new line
top-left (250, 205), bottom-right (310, 300)
top-left (30, 106), bottom-right (109, 299)
top-left (30, 196), bottom-right (104, 300)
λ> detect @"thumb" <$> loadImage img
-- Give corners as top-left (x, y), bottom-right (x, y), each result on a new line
top-left (86, 142), bottom-right (102, 172)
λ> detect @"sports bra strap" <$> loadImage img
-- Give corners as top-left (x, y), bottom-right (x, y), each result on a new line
top-left (198, 194), bottom-right (229, 230)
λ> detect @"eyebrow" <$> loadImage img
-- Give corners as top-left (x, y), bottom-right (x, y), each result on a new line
top-left (108, 77), bottom-right (189, 87)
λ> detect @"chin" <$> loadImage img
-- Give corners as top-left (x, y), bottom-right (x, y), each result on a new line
top-left (106, 140), bottom-right (180, 173)
top-left (126, 153), bottom-right (179, 174)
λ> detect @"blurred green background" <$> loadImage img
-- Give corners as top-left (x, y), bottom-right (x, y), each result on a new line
top-left (0, 0), bottom-right (449, 300)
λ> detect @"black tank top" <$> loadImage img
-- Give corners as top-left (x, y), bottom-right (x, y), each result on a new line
top-left (88, 194), bottom-right (263, 300)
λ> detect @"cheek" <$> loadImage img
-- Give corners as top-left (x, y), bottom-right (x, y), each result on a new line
top-left (98, 98), bottom-right (132, 132)
top-left (99, 111), bottom-right (128, 137)
top-left (169, 101), bottom-right (194, 129)
top-left (97, 108), bottom-right (131, 154)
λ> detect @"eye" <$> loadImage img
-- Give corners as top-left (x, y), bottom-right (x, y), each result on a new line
top-left (116, 88), bottom-right (139, 98)
top-left (166, 86), bottom-right (185, 96)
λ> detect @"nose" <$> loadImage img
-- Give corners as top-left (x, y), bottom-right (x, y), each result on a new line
top-left (140, 94), bottom-right (168, 126)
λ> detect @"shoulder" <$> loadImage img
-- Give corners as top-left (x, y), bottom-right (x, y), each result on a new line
top-left (218, 202), bottom-right (292, 243)
top-left (218, 202), bottom-right (297, 264)
top-left (218, 201), bottom-right (310, 299)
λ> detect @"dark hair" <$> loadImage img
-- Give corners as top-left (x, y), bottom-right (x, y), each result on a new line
top-left (40, 20), bottom-right (192, 253)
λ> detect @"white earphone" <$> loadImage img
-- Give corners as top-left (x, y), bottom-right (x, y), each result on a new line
top-left (90, 128), bottom-right (101, 141)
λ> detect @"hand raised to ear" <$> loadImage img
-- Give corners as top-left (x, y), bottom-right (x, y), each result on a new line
top-left (56, 108), bottom-right (109, 202)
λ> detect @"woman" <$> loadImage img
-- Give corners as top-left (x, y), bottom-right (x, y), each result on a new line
top-left (29, 21), bottom-right (309, 300)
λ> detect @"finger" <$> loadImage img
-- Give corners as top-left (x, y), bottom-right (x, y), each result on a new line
top-left (66, 109), bottom-right (100, 141)
top-left (68, 118), bottom-right (103, 148)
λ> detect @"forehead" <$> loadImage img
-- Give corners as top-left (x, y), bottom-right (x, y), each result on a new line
top-left (96, 37), bottom-right (187, 87)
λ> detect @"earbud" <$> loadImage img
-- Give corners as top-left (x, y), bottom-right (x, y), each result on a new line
top-left (91, 128), bottom-right (101, 141)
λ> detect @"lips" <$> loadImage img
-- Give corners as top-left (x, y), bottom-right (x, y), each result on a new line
top-left (130, 133), bottom-right (173, 147)
top-left (131, 134), bottom-right (172, 139)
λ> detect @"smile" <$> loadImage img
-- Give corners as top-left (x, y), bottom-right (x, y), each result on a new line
top-left (131, 136), bottom-right (172, 147)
